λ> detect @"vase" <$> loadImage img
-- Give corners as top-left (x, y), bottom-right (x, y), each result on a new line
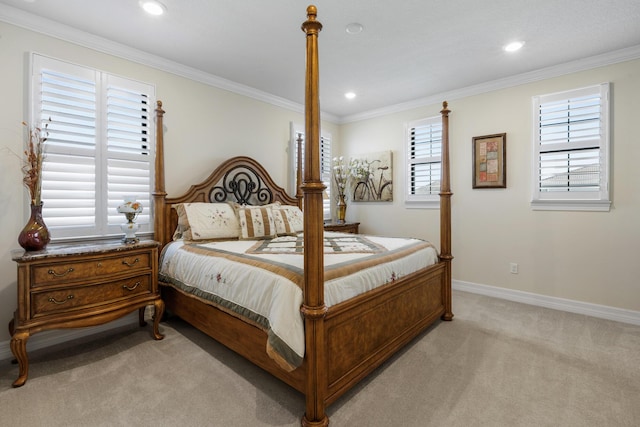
top-left (336, 195), bottom-right (347, 223)
top-left (18, 203), bottom-right (50, 251)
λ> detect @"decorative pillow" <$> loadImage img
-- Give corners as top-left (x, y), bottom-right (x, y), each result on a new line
top-left (238, 206), bottom-right (276, 239)
top-left (274, 205), bottom-right (304, 233)
top-left (271, 208), bottom-right (296, 236)
top-left (173, 202), bottom-right (240, 241)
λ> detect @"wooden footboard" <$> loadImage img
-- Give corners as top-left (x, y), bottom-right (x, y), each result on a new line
top-left (324, 263), bottom-right (445, 404)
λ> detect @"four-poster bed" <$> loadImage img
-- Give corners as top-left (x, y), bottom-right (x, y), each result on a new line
top-left (152, 6), bottom-right (453, 426)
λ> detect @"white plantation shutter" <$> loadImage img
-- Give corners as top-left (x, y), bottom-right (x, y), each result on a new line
top-left (405, 116), bottom-right (442, 207)
top-left (105, 80), bottom-right (153, 233)
top-left (32, 54), bottom-right (155, 239)
top-left (532, 83), bottom-right (610, 211)
top-left (290, 123), bottom-right (331, 219)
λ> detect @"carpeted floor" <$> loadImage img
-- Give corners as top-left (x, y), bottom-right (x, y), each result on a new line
top-left (1, 290), bottom-right (639, 426)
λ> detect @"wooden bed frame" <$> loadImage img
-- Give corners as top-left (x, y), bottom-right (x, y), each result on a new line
top-left (152, 6), bottom-right (453, 426)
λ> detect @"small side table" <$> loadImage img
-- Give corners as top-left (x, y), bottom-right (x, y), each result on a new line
top-left (9, 240), bottom-right (164, 387)
top-left (324, 221), bottom-right (360, 234)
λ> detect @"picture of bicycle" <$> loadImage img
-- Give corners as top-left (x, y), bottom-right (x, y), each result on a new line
top-left (350, 151), bottom-right (393, 202)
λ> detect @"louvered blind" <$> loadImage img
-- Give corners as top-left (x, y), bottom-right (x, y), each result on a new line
top-left (532, 83), bottom-right (609, 209)
top-left (32, 54), bottom-right (154, 239)
top-left (537, 88), bottom-right (602, 192)
top-left (106, 80), bottom-right (152, 231)
top-left (406, 116), bottom-right (442, 203)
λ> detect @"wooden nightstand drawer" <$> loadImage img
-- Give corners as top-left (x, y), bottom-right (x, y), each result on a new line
top-left (31, 252), bottom-right (151, 287)
top-left (31, 274), bottom-right (152, 316)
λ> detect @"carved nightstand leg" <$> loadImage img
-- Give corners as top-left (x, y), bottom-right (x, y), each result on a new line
top-left (10, 331), bottom-right (30, 387)
top-left (152, 299), bottom-right (165, 340)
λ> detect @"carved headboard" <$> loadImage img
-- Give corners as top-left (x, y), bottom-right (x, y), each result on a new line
top-left (156, 156), bottom-right (301, 249)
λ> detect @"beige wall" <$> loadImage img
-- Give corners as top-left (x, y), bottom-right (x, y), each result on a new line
top-left (339, 59), bottom-right (640, 312)
top-left (0, 21), bottom-right (338, 342)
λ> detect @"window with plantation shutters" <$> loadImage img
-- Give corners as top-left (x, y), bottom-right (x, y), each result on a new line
top-left (405, 116), bottom-right (442, 208)
top-left (289, 123), bottom-right (331, 220)
top-left (532, 83), bottom-right (610, 211)
top-left (31, 54), bottom-right (155, 240)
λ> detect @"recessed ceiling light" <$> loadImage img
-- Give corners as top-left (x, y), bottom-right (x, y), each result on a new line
top-left (345, 92), bottom-right (356, 100)
top-left (504, 41), bottom-right (524, 52)
top-left (140, 0), bottom-right (166, 16)
top-left (345, 23), bottom-right (363, 35)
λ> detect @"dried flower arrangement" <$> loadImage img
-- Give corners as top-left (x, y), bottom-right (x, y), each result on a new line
top-left (21, 119), bottom-right (50, 206)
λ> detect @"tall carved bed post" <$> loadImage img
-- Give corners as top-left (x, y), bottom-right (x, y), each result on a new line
top-left (439, 101), bottom-right (454, 321)
top-left (300, 6), bottom-right (329, 427)
top-left (153, 100), bottom-right (167, 249)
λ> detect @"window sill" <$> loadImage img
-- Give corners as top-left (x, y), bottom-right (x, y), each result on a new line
top-left (530, 199), bottom-right (611, 212)
top-left (404, 199), bottom-right (440, 210)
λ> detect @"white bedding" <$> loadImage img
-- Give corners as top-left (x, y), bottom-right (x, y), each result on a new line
top-left (159, 231), bottom-right (438, 369)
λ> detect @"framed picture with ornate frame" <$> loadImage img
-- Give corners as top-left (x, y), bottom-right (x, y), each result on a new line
top-left (472, 133), bottom-right (506, 189)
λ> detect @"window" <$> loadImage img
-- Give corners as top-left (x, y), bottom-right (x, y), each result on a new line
top-left (289, 123), bottom-right (331, 219)
top-left (405, 116), bottom-right (442, 208)
top-left (31, 54), bottom-right (155, 240)
top-left (532, 83), bottom-right (610, 211)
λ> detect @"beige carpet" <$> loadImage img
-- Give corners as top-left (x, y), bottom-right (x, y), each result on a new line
top-left (1, 290), bottom-right (639, 426)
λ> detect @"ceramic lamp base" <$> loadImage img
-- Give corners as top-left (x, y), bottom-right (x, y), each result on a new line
top-left (120, 221), bottom-right (140, 244)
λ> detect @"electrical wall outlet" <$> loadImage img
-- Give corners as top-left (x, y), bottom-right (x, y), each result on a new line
top-left (510, 263), bottom-right (519, 274)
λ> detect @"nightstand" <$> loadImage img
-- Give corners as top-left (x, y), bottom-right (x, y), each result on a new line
top-left (324, 221), bottom-right (360, 234)
top-left (9, 240), bottom-right (164, 387)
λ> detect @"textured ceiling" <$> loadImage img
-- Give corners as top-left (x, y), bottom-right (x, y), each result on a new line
top-left (1, 0), bottom-right (640, 121)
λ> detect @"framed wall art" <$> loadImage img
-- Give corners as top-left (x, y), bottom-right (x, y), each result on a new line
top-left (472, 133), bottom-right (506, 189)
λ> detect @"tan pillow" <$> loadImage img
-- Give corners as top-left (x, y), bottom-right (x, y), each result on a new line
top-left (238, 206), bottom-right (276, 239)
top-left (173, 202), bottom-right (240, 241)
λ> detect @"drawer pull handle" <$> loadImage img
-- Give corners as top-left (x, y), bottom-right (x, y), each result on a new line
top-left (48, 295), bottom-right (74, 305)
top-left (48, 267), bottom-right (74, 277)
top-left (123, 281), bottom-right (141, 291)
top-left (122, 258), bottom-right (140, 267)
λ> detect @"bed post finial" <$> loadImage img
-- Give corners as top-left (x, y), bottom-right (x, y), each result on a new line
top-left (306, 5), bottom-right (317, 20)
top-left (439, 101), bottom-right (454, 322)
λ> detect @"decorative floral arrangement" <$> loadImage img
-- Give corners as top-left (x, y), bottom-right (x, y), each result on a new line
top-left (21, 119), bottom-right (50, 206)
top-left (332, 156), bottom-right (353, 200)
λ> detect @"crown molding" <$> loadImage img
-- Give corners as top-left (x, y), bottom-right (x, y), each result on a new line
top-left (339, 44), bottom-right (640, 124)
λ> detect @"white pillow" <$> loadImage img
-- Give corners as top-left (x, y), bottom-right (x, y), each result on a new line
top-left (174, 202), bottom-right (240, 241)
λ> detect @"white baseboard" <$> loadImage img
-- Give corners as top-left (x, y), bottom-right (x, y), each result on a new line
top-left (453, 280), bottom-right (640, 326)
top-left (0, 313), bottom-right (138, 362)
